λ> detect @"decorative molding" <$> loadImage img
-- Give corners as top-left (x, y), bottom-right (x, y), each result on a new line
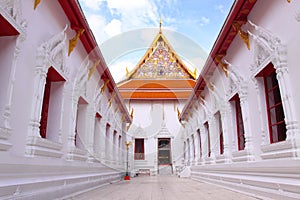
top-left (248, 20), bottom-right (280, 75)
top-left (249, 20), bottom-right (300, 158)
top-left (223, 59), bottom-right (246, 99)
top-left (40, 24), bottom-right (68, 74)
top-left (0, 0), bottom-right (25, 33)
top-left (215, 55), bottom-right (228, 77)
top-left (0, 1), bottom-right (27, 151)
top-left (34, 0), bottom-right (41, 10)
top-left (88, 60), bottom-right (100, 80)
top-left (25, 136), bottom-right (63, 158)
top-left (100, 79), bottom-right (110, 94)
top-left (261, 140), bottom-right (296, 160)
top-left (232, 20), bottom-right (250, 50)
top-left (68, 28), bottom-right (85, 56)
top-left (66, 146), bottom-right (88, 161)
top-left (27, 26), bottom-right (68, 144)
top-left (232, 149), bottom-right (253, 162)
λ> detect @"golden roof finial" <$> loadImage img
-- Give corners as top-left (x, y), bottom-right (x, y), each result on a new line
top-left (159, 17), bottom-right (162, 33)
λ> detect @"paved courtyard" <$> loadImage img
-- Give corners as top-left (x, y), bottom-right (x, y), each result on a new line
top-left (65, 176), bottom-right (261, 200)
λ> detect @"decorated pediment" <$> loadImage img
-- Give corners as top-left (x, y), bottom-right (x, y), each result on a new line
top-left (132, 36), bottom-right (192, 79)
top-left (126, 31), bottom-right (196, 80)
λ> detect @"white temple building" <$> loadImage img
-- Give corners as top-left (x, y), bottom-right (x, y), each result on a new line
top-left (117, 26), bottom-right (197, 175)
top-left (179, 0), bottom-right (300, 199)
top-left (0, 0), bottom-right (300, 200)
top-left (0, 0), bottom-right (131, 199)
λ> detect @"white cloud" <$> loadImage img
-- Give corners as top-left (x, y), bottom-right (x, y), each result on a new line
top-left (79, 0), bottom-right (105, 11)
top-left (104, 19), bottom-right (122, 37)
top-left (106, 0), bottom-right (159, 29)
top-left (215, 4), bottom-right (227, 14)
top-left (109, 59), bottom-right (137, 82)
top-left (199, 16), bottom-right (210, 26)
top-left (86, 14), bottom-right (107, 44)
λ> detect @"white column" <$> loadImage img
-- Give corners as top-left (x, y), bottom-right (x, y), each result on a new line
top-left (220, 103), bottom-right (232, 161)
top-left (239, 87), bottom-right (255, 161)
top-left (209, 118), bottom-right (218, 160)
top-left (99, 121), bottom-right (107, 161)
top-left (274, 51), bottom-right (300, 144)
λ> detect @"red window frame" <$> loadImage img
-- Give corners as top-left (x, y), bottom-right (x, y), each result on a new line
top-left (39, 67), bottom-right (65, 139)
top-left (134, 138), bottom-right (145, 160)
top-left (40, 77), bottom-right (51, 138)
top-left (204, 122), bottom-right (211, 157)
top-left (257, 63), bottom-right (286, 143)
top-left (230, 94), bottom-right (245, 151)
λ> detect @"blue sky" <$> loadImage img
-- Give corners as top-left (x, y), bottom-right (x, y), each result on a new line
top-left (78, 0), bottom-right (234, 81)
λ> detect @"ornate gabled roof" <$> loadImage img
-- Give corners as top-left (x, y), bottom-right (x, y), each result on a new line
top-left (124, 32), bottom-right (196, 80)
top-left (117, 26), bottom-right (197, 100)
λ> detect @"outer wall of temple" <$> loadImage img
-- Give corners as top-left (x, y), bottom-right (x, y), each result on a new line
top-left (179, 1), bottom-right (300, 199)
top-left (0, 1), bottom-right (131, 199)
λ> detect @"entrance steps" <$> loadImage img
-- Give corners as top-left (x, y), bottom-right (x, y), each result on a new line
top-left (158, 165), bottom-right (173, 175)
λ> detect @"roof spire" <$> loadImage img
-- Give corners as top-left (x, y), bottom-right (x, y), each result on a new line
top-left (159, 17), bottom-right (162, 33)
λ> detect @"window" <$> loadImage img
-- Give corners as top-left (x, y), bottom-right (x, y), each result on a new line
top-left (93, 113), bottom-right (101, 155)
top-left (257, 63), bottom-right (286, 143)
top-left (191, 134), bottom-right (196, 160)
top-left (105, 123), bottom-right (110, 157)
top-left (134, 138), bottom-right (144, 160)
top-left (231, 94), bottom-right (245, 150)
top-left (40, 67), bottom-right (65, 140)
top-left (158, 138), bottom-right (171, 165)
top-left (75, 96), bottom-right (88, 149)
top-left (113, 130), bottom-right (117, 158)
top-left (197, 129), bottom-right (202, 158)
top-left (215, 112), bottom-right (224, 154)
top-left (40, 77), bottom-right (51, 139)
top-left (204, 122), bottom-right (211, 157)
top-left (118, 135), bottom-right (122, 149)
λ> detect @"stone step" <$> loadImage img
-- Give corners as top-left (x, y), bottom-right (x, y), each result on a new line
top-left (158, 165), bottom-right (173, 175)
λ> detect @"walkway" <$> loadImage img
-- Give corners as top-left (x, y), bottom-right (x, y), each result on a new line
top-left (65, 176), bottom-right (261, 200)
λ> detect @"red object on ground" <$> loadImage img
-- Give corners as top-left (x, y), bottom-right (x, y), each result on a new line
top-left (124, 176), bottom-right (130, 180)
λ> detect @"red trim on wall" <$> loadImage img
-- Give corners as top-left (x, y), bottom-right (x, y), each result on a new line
top-left (262, 64), bottom-right (286, 143)
top-left (40, 78), bottom-right (51, 139)
top-left (232, 94), bottom-right (245, 151)
top-left (47, 67), bottom-right (65, 82)
top-left (179, 0), bottom-right (257, 120)
top-left (58, 0), bottom-right (132, 123)
top-left (134, 138), bottom-right (145, 160)
top-left (0, 14), bottom-right (19, 36)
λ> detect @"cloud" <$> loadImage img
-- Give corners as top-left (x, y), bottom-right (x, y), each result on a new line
top-left (106, 0), bottom-right (159, 29)
top-left (104, 19), bottom-right (122, 37)
top-left (215, 4), bottom-right (227, 14)
top-left (199, 16), bottom-right (210, 26)
top-left (109, 58), bottom-right (137, 82)
top-left (79, 0), bottom-right (105, 11)
top-left (85, 14), bottom-right (107, 44)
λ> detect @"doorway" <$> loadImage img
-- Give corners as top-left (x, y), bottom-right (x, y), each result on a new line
top-left (158, 138), bottom-right (171, 165)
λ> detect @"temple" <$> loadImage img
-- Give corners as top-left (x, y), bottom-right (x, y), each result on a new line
top-left (1, 0), bottom-right (300, 199)
top-left (118, 24), bottom-right (197, 175)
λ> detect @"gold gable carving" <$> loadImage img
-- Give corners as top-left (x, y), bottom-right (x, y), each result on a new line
top-left (127, 32), bottom-right (196, 80)
top-left (132, 36), bottom-right (190, 79)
